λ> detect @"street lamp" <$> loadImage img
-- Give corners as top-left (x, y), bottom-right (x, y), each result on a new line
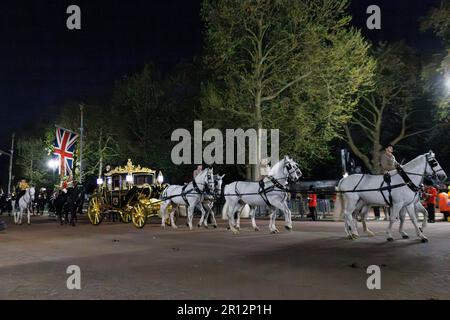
top-left (47, 159), bottom-right (59, 170)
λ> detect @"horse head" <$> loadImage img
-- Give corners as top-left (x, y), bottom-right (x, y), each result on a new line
top-left (425, 151), bottom-right (447, 182)
top-left (195, 168), bottom-right (215, 193)
top-left (214, 174), bottom-right (225, 198)
top-left (284, 156), bottom-right (302, 182)
top-left (29, 187), bottom-right (36, 201)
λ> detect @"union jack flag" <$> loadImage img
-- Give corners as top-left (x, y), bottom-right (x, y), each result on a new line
top-left (53, 126), bottom-right (79, 176)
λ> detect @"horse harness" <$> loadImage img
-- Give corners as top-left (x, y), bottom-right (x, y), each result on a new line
top-left (180, 179), bottom-right (211, 207)
top-left (349, 155), bottom-right (440, 206)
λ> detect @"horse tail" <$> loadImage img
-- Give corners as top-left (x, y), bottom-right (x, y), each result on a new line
top-left (334, 180), bottom-right (345, 221)
top-left (222, 183), bottom-right (234, 220)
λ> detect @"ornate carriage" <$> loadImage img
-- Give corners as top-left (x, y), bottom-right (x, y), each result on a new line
top-left (87, 159), bottom-right (171, 228)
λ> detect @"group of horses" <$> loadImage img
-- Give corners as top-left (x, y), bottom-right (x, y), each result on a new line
top-left (9, 151), bottom-right (446, 242)
top-left (160, 152), bottom-right (447, 242)
top-left (12, 186), bottom-right (84, 226)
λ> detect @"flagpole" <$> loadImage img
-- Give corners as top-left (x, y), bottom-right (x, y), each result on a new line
top-left (79, 103), bottom-right (84, 184)
top-left (7, 133), bottom-right (14, 195)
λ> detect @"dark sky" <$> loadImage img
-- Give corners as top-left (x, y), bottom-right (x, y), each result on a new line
top-left (0, 0), bottom-right (444, 180)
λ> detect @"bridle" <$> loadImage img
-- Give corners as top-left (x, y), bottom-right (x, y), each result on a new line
top-left (285, 160), bottom-right (301, 183)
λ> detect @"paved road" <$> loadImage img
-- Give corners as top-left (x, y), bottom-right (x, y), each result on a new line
top-left (1, 214), bottom-right (449, 299)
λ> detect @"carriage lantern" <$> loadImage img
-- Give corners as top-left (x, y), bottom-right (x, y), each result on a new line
top-left (126, 174), bottom-right (133, 183)
top-left (157, 171), bottom-right (164, 184)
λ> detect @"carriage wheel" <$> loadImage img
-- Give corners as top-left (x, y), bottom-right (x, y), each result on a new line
top-left (131, 203), bottom-right (147, 229)
top-left (87, 197), bottom-right (103, 225)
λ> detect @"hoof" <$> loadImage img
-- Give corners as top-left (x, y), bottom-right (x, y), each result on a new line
top-left (197, 224), bottom-right (201, 228)
top-left (419, 227), bottom-right (423, 233)
top-left (367, 232), bottom-right (375, 237)
top-left (232, 230), bottom-right (239, 235)
top-left (213, 225), bottom-right (217, 229)
top-left (387, 237), bottom-right (394, 242)
top-left (254, 227), bottom-right (260, 232)
top-left (402, 235), bottom-right (409, 239)
top-left (204, 225), bottom-right (208, 229)
top-left (351, 234), bottom-right (359, 240)
top-left (421, 238), bottom-right (429, 243)
top-left (285, 225), bottom-right (292, 231)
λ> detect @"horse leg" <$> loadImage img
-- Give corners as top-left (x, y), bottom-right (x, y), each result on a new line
top-left (416, 201), bottom-right (428, 232)
top-left (160, 202), bottom-right (168, 228)
top-left (386, 204), bottom-right (400, 241)
top-left (281, 200), bottom-right (293, 231)
top-left (343, 196), bottom-right (359, 239)
top-left (235, 205), bottom-right (243, 231)
top-left (27, 205), bottom-right (31, 225)
top-left (399, 207), bottom-right (408, 239)
top-left (406, 203), bottom-right (428, 242)
top-left (360, 206), bottom-right (375, 237)
top-left (250, 206), bottom-right (259, 231)
top-left (169, 204), bottom-right (178, 229)
top-left (198, 203), bottom-right (206, 228)
top-left (187, 205), bottom-right (194, 230)
top-left (226, 201), bottom-right (239, 234)
top-left (71, 207), bottom-right (76, 226)
top-left (209, 202), bottom-right (218, 228)
top-left (268, 207), bottom-right (279, 234)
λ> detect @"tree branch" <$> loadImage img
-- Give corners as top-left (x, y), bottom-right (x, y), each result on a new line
top-left (344, 125), bottom-right (373, 172)
top-left (261, 71), bottom-right (312, 102)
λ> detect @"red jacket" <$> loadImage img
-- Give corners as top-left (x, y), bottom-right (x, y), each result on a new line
top-left (424, 186), bottom-right (437, 206)
top-left (308, 193), bottom-right (317, 207)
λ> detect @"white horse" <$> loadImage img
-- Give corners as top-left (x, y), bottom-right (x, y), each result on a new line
top-left (224, 156), bottom-right (302, 234)
top-left (337, 151), bottom-right (446, 242)
top-left (160, 168), bottom-right (215, 230)
top-left (14, 187), bottom-right (36, 225)
top-left (197, 174), bottom-right (225, 228)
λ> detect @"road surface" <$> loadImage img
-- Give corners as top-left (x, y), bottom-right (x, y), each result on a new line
top-left (1, 214), bottom-right (449, 299)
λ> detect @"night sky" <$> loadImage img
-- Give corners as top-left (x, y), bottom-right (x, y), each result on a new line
top-left (0, 0), bottom-right (444, 178)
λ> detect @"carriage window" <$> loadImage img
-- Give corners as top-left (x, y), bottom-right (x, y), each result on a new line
top-left (113, 176), bottom-right (121, 190)
top-left (134, 174), bottom-right (153, 185)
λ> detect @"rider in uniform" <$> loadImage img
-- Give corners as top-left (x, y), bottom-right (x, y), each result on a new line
top-left (15, 178), bottom-right (30, 210)
top-left (379, 144), bottom-right (401, 212)
top-left (16, 179), bottom-right (30, 201)
top-left (380, 144), bottom-right (400, 178)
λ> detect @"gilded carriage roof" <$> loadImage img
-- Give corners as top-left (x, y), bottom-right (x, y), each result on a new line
top-left (105, 159), bottom-right (155, 176)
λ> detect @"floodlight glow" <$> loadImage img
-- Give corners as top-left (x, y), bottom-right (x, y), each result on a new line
top-left (96, 178), bottom-right (104, 185)
top-left (47, 159), bottom-right (59, 170)
top-left (126, 174), bottom-right (133, 183)
top-left (445, 75), bottom-right (450, 91)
